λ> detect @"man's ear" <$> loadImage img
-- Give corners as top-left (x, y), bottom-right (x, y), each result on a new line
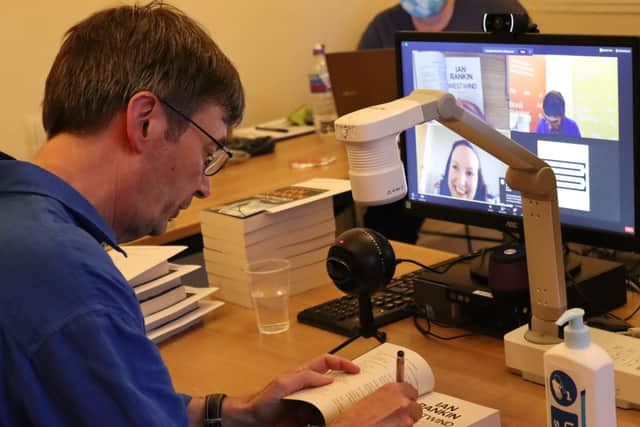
top-left (125, 91), bottom-right (166, 153)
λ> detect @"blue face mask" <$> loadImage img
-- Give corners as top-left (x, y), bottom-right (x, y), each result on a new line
top-left (400, 0), bottom-right (447, 19)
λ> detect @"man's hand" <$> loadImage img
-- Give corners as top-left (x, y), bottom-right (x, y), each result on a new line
top-left (329, 382), bottom-right (423, 427)
top-left (220, 354), bottom-right (360, 427)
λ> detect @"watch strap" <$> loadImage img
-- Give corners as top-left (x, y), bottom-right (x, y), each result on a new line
top-left (203, 393), bottom-right (226, 427)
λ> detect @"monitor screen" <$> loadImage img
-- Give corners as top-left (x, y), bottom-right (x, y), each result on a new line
top-left (397, 32), bottom-right (640, 251)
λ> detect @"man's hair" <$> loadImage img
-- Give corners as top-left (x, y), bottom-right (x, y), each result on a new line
top-left (42, 1), bottom-right (244, 139)
top-left (542, 90), bottom-right (565, 117)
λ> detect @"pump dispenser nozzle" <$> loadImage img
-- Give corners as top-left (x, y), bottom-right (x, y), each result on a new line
top-left (556, 308), bottom-right (590, 349)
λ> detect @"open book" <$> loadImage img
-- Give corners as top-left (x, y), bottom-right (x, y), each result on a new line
top-left (285, 343), bottom-right (500, 427)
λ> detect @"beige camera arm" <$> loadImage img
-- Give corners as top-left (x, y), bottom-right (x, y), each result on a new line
top-left (335, 89), bottom-right (566, 343)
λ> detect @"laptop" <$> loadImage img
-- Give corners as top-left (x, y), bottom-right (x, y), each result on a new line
top-left (326, 48), bottom-right (398, 117)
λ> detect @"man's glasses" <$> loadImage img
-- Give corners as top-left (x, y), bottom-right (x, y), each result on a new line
top-left (160, 99), bottom-right (232, 176)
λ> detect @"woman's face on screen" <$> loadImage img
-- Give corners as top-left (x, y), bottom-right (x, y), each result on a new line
top-left (447, 145), bottom-right (479, 200)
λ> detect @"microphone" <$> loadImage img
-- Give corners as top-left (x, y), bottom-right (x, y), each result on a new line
top-left (326, 227), bottom-right (395, 352)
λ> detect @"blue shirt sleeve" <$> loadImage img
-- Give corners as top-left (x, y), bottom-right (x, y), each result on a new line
top-left (26, 308), bottom-right (189, 427)
top-left (564, 117), bottom-right (582, 138)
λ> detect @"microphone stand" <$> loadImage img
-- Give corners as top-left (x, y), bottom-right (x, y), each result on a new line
top-left (329, 293), bottom-right (386, 354)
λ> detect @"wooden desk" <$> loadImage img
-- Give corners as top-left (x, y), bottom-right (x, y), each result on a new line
top-left (159, 242), bottom-right (640, 427)
top-left (136, 133), bottom-right (348, 245)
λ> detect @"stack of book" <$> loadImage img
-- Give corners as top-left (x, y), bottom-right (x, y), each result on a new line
top-left (200, 178), bottom-right (351, 307)
top-left (108, 245), bottom-right (224, 344)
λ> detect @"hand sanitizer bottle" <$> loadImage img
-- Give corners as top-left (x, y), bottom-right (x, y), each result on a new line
top-left (543, 308), bottom-right (616, 427)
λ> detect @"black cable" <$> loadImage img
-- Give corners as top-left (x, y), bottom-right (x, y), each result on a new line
top-left (412, 306), bottom-right (475, 340)
top-left (605, 312), bottom-right (623, 321)
top-left (417, 229), bottom-right (504, 244)
top-left (396, 251), bottom-right (481, 275)
top-left (624, 302), bottom-right (640, 322)
top-left (502, 229), bottom-right (521, 244)
top-left (464, 224), bottom-right (472, 254)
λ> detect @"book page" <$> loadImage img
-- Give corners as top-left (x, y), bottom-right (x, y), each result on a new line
top-left (412, 51), bottom-right (447, 91)
top-left (285, 343), bottom-right (434, 423)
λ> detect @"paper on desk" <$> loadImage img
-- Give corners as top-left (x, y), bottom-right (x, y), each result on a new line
top-left (233, 118), bottom-right (314, 141)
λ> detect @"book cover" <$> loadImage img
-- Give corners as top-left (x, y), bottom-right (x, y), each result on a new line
top-left (285, 343), bottom-right (500, 427)
top-left (215, 186), bottom-right (327, 219)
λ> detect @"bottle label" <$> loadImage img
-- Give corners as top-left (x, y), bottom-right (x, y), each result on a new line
top-left (309, 72), bottom-right (331, 93)
top-left (550, 370), bottom-right (578, 407)
top-left (550, 406), bottom-right (579, 427)
top-left (547, 369), bottom-right (584, 427)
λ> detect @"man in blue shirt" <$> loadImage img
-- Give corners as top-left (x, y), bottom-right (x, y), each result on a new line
top-left (535, 90), bottom-right (582, 138)
top-left (0, 3), bottom-right (422, 426)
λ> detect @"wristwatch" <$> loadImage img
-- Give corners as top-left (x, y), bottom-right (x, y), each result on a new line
top-left (203, 393), bottom-right (226, 427)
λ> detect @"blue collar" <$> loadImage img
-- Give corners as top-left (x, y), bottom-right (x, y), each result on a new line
top-left (0, 152), bottom-right (125, 255)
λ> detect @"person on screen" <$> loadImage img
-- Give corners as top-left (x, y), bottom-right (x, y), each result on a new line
top-left (359, 1), bottom-right (533, 244)
top-left (536, 90), bottom-right (582, 137)
top-left (0, 3), bottom-right (423, 426)
top-left (439, 139), bottom-right (489, 201)
top-left (358, 0), bottom-right (532, 50)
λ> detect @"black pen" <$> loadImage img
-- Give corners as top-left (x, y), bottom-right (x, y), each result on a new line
top-left (396, 350), bottom-right (404, 383)
top-left (255, 126), bottom-right (289, 133)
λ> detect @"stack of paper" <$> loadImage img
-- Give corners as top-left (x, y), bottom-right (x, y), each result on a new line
top-left (200, 178), bottom-right (351, 307)
top-left (109, 245), bottom-right (223, 343)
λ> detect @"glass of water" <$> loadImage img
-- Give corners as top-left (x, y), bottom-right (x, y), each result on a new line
top-left (247, 258), bottom-right (291, 334)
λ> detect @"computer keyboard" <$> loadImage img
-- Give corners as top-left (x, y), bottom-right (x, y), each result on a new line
top-left (297, 271), bottom-right (420, 337)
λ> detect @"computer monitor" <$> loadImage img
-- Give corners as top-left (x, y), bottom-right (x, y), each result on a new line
top-left (397, 32), bottom-right (640, 252)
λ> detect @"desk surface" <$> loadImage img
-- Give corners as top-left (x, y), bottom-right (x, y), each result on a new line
top-left (136, 133), bottom-right (348, 245)
top-left (159, 242), bottom-right (640, 427)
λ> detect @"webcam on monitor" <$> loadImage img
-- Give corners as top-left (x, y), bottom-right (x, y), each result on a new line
top-left (482, 13), bottom-right (533, 34)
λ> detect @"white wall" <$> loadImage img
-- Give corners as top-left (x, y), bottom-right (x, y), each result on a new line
top-left (521, 0), bottom-right (640, 34)
top-left (3, 1), bottom-right (639, 160)
top-left (0, 0), bottom-right (396, 159)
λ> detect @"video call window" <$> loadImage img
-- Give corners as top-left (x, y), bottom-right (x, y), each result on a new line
top-left (400, 39), bottom-right (636, 238)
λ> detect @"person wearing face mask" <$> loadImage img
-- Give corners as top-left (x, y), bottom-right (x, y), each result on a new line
top-left (359, 0), bottom-right (532, 244)
top-left (358, 0), bottom-right (533, 50)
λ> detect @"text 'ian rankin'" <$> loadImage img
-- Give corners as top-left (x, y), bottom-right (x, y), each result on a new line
top-left (420, 401), bottom-right (462, 426)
